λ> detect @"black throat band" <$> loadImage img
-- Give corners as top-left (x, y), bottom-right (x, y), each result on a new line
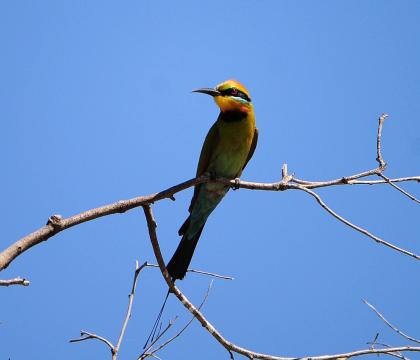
top-left (219, 111), bottom-right (248, 123)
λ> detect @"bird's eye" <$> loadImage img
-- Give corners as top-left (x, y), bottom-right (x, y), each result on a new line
top-left (231, 88), bottom-right (238, 95)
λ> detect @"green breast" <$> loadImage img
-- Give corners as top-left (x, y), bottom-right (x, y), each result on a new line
top-left (208, 112), bottom-right (255, 178)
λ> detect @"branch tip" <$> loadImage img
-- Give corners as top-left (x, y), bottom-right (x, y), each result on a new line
top-left (0, 277), bottom-right (30, 287)
top-left (364, 299), bottom-right (420, 344)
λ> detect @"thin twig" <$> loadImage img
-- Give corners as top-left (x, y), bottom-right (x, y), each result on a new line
top-left (367, 332), bottom-right (408, 360)
top-left (142, 203), bottom-right (420, 360)
top-left (185, 268), bottom-right (234, 280)
top-left (139, 281), bottom-right (214, 360)
top-left (70, 261), bottom-right (152, 359)
top-left (2, 112), bottom-right (418, 274)
top-left (113, 261), bottom-right (151, 359)
top-left (295, 185), bottom-right (420, 260)
top-left (0, 277), bottom-right (29, 287)
top-left (0, 176), bottom-right (209, 271)
top-left (364, 300), bottom-right (420, 344)
top-left (367, 341), bottom-right (409, 360)
top-left (377, 173), bottom-right (420, 204)
top-left (291, 176), bottom-right (420, 187)
top-left (376, 113), bottom-right (388, 169)
top-left (374, 114), bottom-right (418, 203)
top-left (144, 263), bottom-right (234, 280)
top-left (69, 330), bottom-right (114, 350)
top-left (368, 332), bottom-right (380, 350)
top-left (2, 175), bottom-right (418, 271)
top-left (148, 354), bottom-right (162, 360)
top-left (140, 317), bottom-right (179, 359)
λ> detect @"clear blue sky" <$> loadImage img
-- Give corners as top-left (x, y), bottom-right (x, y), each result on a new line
top-left (1, 1), bottom-right (419, 359)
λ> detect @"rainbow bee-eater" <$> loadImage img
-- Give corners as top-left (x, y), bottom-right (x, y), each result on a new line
top-left (167, 79), bottom-right (258, 280)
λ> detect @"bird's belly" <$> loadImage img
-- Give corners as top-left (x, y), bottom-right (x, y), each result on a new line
top-left (210, 148), bottom-right (248, 177)
top-left (210, 129), bottom-right (253, 178)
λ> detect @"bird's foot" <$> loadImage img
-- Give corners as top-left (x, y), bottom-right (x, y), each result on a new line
top-left (232, 178), bottom-right (241, 191)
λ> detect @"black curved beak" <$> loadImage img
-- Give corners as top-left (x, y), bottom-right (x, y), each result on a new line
top-left (192, 88), bottom-right (221, 97)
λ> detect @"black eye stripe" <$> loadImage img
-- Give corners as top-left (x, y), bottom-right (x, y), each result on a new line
top-left (220, 88), bottom-right (251, 102)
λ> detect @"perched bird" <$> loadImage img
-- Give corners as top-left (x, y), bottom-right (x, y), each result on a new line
top-left (166, 79), bottom-right (258, 280)
top-left (144, 80), bottom-right (258, 347)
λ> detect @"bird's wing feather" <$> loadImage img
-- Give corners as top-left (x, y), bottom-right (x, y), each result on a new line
top-left (242, 127), bottom-right (258, 171)
top-left (196, 121), bottom-right (220, 177)
top-left (188, 121), bottom-right (220, 212)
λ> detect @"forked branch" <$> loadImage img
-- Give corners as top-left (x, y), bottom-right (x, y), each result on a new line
top-left (138, 280), bottom-right (214, 360)
top-left (364, 300), bottom-right (420, 344)
top-left (142, 204), bottom-right (420, 360)
top-left (1, 114), bottom-right (419, 281)
top-left (70, 261), bottom-right (152, 360)
top-left (2, 113), bottom-right (419, 359)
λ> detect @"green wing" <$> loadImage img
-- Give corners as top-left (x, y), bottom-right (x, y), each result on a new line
top-left (241, 127), bottom-right (258, 172)
top-left (196, 121), bottom-right (220, 177)
top-left (188, 121), bottom-right (220, 212)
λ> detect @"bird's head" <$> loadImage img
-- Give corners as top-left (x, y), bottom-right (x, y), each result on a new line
top-left (193, 79), bottom-right (252, 113)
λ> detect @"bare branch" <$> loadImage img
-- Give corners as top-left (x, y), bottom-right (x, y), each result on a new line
top-left (139, 281), bottom-right (214, 360)
top-left (364, 300), bottom-right (420, 344)
top-left (144, 263), bottom-right (234, 280)
top-left (113, 261), bottom-right (151, 359)
top-left (376, 113), bottom-right (388, 170)
top-left (377, 173), bottom-right (420, 204)
top-left (140, 317), bottom-right (178, 360)
top-left (0, 277), bottom-right (29, 287)
top-left (2, 113), bottom-right (418, 271)
top-left (0, 176), bottom-right (208, 271)
top-left (148, 354), bottom-right (162, 360)
top-left (367, 334), bottom-right (409, 360)
top-left (69, 330), bottom-right (114, 351)
top-left (142, 204), bottom-right (246, 355)
top-left (368, 332), bottom-right (379, 350)
top-left (295, 185), bottom-right (420, 260)
top-left (2, 111), bottom-right (418, 273)
top-left (342, 177), bottom-right (419, 185)
top-left (70, 261), bottom-right (152, 359)
top-left (291, 176), bottom-right (420, 187)
top-left (185, 268), bottom-right (234, 280)
top-left (367, 341), bottom-right (408, 360)
top-left (1, 175), bottom-right (418, 274)
top-left (2, 112), bottom-right (419, 358)
top-left (373, 113), bottom-right (419, 203)
top-left (210, 177), bottom-right (420, 260)
top-left (142, 204), bottom-right (420, 360)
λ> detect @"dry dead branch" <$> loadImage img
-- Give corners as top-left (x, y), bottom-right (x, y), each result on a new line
top-left (3, 114), bottom-right (420, 360)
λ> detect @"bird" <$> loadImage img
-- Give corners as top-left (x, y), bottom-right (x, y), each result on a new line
top-left (166, 79), bottom-right (258, 280)
top-left (143, 80), bottom-right (258, 348)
